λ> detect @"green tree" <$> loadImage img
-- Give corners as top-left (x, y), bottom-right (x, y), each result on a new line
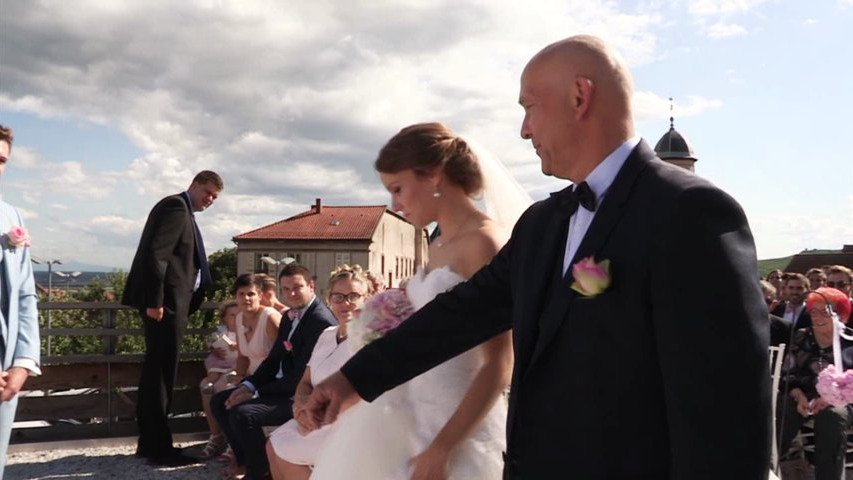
top-left (208, 247), bottom-right (237, 301)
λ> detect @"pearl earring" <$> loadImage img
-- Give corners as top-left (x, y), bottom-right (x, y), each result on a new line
top-left (433, 190), bottom-right (441, 198)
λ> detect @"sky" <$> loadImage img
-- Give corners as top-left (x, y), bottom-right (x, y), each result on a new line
top-left (1, 0), bottom-right (851, 270)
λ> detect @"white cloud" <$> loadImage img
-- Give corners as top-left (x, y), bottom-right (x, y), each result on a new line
top-left (9, 146), bottom-right (40, 169)
top-left (751, 209), bottom-right (853, 259)
top-left (633, 92), bottom-right (723, 122)
top-left (689, 0), bottom-right (769, 16)
top-left (706, 22), bottom-right (748, 38)
top-left (0, 0), bottom-right (667, 266)
top-left (804, 18), bottom-right (818, 25)
top-left (41, 161), bottom-right (118, 199)
top-left (17, 207), bottom-right (38, 220)
top-left (87, 215), bottom-right (143, 237)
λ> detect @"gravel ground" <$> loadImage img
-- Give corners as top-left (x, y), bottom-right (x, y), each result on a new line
top-left (6, 437), bottom-right (225, 480)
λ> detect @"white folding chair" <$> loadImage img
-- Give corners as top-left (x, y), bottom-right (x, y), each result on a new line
top-left (769, 343), bottom-right (786, 473)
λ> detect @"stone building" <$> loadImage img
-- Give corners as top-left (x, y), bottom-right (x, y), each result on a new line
top-left (232, 199), bottom-right (427, 293)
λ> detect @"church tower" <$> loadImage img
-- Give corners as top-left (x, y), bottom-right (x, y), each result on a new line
top-left (654, 98), bottom-right (698, 172)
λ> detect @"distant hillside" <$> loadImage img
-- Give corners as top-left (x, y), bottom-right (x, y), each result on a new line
top-left (32, 260), bottom-right (120, 273)
top-left (758, 256), bottom-right (793, 278)
top-left (757, 249), bottom-right (843, 278)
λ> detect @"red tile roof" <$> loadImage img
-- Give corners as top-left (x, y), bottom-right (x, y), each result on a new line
top-left (234, 204), bottom-right (404, 241)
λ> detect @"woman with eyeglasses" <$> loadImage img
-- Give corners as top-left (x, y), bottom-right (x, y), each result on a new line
top-left (777, 287), bottom-right (853, 479)
top-left (265, 265), bottom-right (371, 480)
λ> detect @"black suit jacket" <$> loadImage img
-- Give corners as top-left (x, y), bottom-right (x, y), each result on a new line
top-left (771, 302), bottom-right (811, 330)
top-left (245, 297), bottom-right (336, 397)
top-left (770, 314), bottom-right (792, 347)
top-left (122, 193), bottom-right (203, 317)
top-left (342, 140), bottom-right (770, 479)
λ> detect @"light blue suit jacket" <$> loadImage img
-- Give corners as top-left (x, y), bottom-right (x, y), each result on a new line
top-left (0, 199), bottom-right (39, 371)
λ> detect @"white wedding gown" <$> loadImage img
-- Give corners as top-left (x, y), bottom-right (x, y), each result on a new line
top-left (311, 266), bottom-right (507, 479)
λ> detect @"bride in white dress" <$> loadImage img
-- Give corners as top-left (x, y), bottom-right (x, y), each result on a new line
top-left (310, 122), bottom-right (530, 480)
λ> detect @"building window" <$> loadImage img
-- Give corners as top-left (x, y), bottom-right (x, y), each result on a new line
top-left (281, 252), bottom-right (303, 265)
top-left (335, 252), bottom-right (351, 266)
top-left (255, 253), bottom-right (271, 274)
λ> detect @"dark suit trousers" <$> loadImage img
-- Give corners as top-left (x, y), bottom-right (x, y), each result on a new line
top-left (211, 387), bottom-right (293, 479)
top-left (136, 309), bottom-right (183, 457)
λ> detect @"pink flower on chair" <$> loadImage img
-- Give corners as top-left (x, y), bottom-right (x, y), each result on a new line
top-left (283, 340), bottom-right (293, 353)
top-left (7, 226), bottom-right (31, 249)
top-left (570, 256), bottom-right (611, 297)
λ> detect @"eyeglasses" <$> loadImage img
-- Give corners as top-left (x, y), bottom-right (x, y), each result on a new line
top-left (329, 292), bottom-right (363, 304)
top-left (827, 281), bottom-right (850, 289)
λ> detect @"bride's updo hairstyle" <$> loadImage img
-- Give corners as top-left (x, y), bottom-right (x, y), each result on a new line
top-left (375, 122), bottom-right (484, 197)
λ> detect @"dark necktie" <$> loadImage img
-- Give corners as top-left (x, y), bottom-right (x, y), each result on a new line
top-left (550, 181), bottom-right (596, 219)
top-left (191, 215), bottom-right (212, 288)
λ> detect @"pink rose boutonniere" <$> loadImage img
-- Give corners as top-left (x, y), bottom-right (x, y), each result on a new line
top-left (570, 256), bottom-right (611, 297)
top-left (283, 340), bottom-right (293, 353)
top-left (7, 226), bottom-right (31, 249)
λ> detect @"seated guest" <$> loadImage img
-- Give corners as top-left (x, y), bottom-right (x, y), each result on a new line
top-left (266, 265), bottom-right (371, 480)
top-left (767, 269), bottom-right (784, 299)
top-left (777, 287), bottom-right (853, 480)
top-left (211, 263), bottom-right (336, 480)
top-left (806, 268), bottom-right (827, 290)
top-left (234, 273), bottom-right (283, 383)
top-left (772, 273), bottom-right (811, 330)
top-left (207, 275), bottom-right (281, 462)
top-left (826, 265), bottom-right (852, 298)
top-left (760, 280), bottom-right (791, 347)
top-left (199, 301), bottom-right (240, 459)
top-left (258, 273), bottom-right (289, 314)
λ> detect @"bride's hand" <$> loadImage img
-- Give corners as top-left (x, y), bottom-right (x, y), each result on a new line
top-left (408, 444), bottom-right (450, 480)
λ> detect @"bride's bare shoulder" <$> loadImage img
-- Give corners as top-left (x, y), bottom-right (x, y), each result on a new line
top-left (452, 220), bottom-right (505, 277)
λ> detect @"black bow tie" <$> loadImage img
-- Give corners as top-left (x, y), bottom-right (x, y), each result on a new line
top-left (550, 181), bottom-right (596, 219)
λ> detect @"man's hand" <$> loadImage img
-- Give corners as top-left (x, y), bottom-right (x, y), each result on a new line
top-left (224, 385), bottom-right (253, 409)
top-left (146, 307), bottom-right (164, 322)
top-left (0, 367), bottom-right (30, 402)
top-left (303, 371), bottom-right (362, 432)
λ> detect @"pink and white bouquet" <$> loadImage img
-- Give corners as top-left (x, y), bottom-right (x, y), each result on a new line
top-left (348, 288), bottom-right (415, 353)
top-left (816, 364), bottom-right (853, 407)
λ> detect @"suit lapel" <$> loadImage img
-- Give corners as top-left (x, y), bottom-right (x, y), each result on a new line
top-left (512, 203), bottom-right (570, 376)
top-left (525, 141), bottom-right (653, 372)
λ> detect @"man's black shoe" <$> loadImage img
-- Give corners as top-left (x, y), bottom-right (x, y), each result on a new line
top-left (147, 452), bottom-right (200, 467)
top-left (136, 446), bottom-right (183, 459)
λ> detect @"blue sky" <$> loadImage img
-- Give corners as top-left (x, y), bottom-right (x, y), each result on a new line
top-left (1, 0), bottom-right (851, 270)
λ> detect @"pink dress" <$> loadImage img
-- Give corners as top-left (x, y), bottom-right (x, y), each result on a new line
top-left (203, 325), bottom-right (239, 373)
top-left (268, 326), bottom-right (353, 465)
top-left (236, 306), bottom-right (278, 375)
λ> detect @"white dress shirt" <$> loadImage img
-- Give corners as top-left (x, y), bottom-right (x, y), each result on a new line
top-left (562, 136), bottom-right (641, 275)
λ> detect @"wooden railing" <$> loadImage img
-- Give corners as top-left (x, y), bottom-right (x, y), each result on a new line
top-left (11, 301), bottom-right (219, 444)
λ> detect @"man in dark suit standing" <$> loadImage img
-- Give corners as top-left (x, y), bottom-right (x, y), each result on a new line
top-left (307, 35), bottom-right (770, 479)
top-left (122, 170), bottom-right (222, 466)
top-left (212, 263), bottom-right (335, 480)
